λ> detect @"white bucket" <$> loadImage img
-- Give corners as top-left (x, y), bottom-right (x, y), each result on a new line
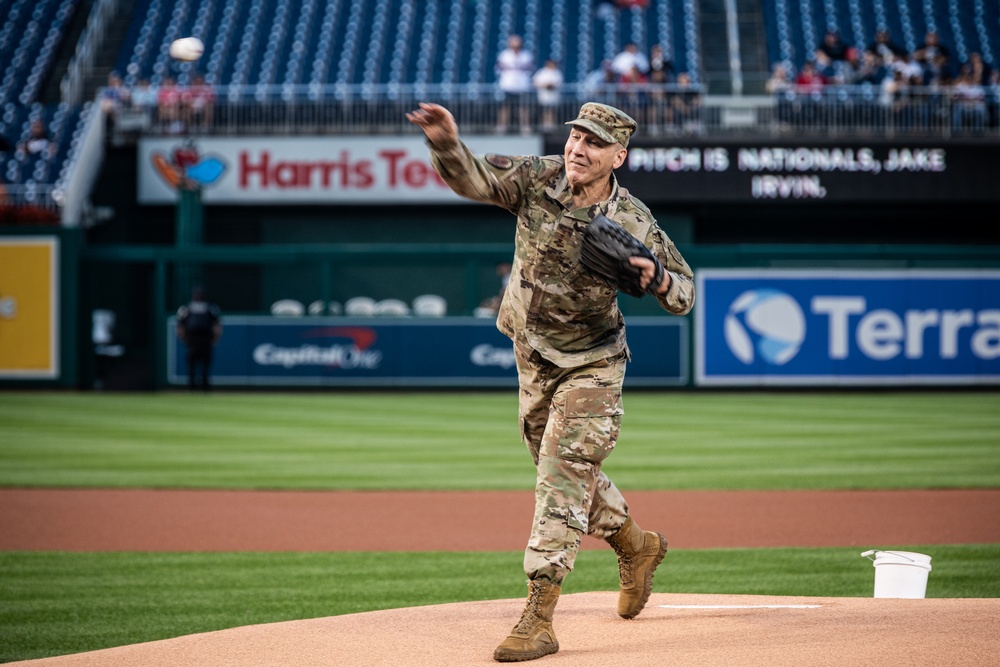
top-left (861, 550), bottom-right (932, 599)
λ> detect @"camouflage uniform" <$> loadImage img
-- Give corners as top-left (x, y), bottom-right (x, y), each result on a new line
top-left (428, 105), bottom-right (695, 584)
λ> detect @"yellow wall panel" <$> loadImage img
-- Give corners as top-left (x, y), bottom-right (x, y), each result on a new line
top-left (0, 238), bottom-right (59, 378)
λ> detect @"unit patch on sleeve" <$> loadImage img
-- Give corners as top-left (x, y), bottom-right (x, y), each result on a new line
top-left (486, 154), bottom-right (514, 169)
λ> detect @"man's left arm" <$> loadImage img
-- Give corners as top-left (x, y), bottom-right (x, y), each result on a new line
top-left (644, 226), bottom-right (695, 316)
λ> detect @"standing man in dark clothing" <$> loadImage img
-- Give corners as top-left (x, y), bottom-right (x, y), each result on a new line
top-left (176, 286), bottom-right (222, 390)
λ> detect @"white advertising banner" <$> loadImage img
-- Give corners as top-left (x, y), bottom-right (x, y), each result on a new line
top-left (137, 135), bottom-right (542, 204)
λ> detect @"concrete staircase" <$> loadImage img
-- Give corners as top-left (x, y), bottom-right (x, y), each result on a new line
top-left (39, 0), bottom-right (138, 106)
top-left (698, 0), bottom-right (770, 95)
top-left (735, 0), bottom-right (770, 95)
top-left (698, 0), bottom-right (732, 94)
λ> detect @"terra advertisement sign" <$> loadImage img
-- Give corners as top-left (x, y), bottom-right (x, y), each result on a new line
top-left (695, 269), bottom-right (1000, 386)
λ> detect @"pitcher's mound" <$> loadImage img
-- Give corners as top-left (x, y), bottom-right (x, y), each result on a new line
top-left (9, 593), bottom-right (998, 666)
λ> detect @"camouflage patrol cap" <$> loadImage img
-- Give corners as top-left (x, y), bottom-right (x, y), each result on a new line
top-left (565, 103), bottom-right (637, 147)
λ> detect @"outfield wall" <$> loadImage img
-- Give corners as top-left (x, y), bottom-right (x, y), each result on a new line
top-left (0, 227), bottom-right (82, 388)
top-left (74, 242), bottom-right (1000, 390)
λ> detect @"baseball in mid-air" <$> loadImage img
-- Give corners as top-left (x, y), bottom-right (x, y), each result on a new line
top-left (169, 37), bottom-right (204, 61)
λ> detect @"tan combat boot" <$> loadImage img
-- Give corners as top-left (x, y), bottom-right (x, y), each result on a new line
top-left (606, 516), bottom-right (668, 619)
top-left (493, 579), bottom-right (561, 662)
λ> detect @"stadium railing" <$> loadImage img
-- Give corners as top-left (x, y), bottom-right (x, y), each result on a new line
top-left (107, 83), bottom-right (1000, 139)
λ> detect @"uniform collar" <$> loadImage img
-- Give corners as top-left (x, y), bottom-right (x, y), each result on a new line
top-left (546, 167), bottom-right (622, 222)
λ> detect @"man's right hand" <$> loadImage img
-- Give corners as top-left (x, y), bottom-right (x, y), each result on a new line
top-left (405, 102), bottom-right (459, 148)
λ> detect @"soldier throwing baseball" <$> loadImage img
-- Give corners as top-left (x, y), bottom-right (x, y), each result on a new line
top-left (407, 101), bottom-right (695, 662)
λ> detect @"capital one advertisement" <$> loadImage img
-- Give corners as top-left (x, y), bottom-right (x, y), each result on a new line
top-left (696, 270), bottom-right (1000, 386)
top-left (138, 135), bottom-right (541, 204)
top-left (168, 317), bottom-right (687, 387)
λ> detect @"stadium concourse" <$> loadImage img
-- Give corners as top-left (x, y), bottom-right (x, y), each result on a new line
top-left (2, 488), bottom-right (1000, 665)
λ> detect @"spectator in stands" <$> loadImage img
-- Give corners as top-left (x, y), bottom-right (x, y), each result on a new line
top-left (610, 42), bottom-right (649, 78)
top-left (839, 47), bottom-right (862, 81)
top-left (987, 69), bottom-right (1000, 129)
top-left (951, 64), bottom-right (988, 133)
top-left (913, 31), bottom-right (951, 81)
top-left (99, 72), bottom-right (130, 118)
top-left (765, 63), bottom-right (793, 94)
top-left (817, 29), bottom-right (850, 62)
top-left (867, 29), bottom-right (907, 64)
top-left (184, 74), bottom-right (216, 132)
top-left (532, 59), bottom-right (564, 131)
top-left (130, 78), bottom-right (158, 124)
top-left (813, 49), bottom-right (840, 83)
top-left (794, 60), bottom-right (827, 94)
top-left (669, 71), bottom-right (702, 134)
top-left (495, 34), bottom-right (534, 134)
top-left (647, 44), bottom-right (674, 130)
top-left (617, 64), bottom-right (649, 126)
top-left (966, 52), bottom-right (992, 86)
top-left (881, 69), bottom-right (908, 107)
top-left (892, 52), bottom-right (924, 85)
top-left (17, 119), bottom-right (56, 158)
top-left (157, 76), bottom-right (185, 134)
top-left (648, 44), bottom-right (674, 84)
top-left (582, 60), bottom-right (616, 102)
top-left (766, 63), bottom-right (794, 127)
top-left (850, 49), bottom-right (889, 86)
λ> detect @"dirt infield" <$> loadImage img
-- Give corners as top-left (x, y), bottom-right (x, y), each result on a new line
top-left (7, 593), bottom-right (999, 667)
top-left (2, 488), bottom-right (999, 551)
top-left (3, 488), bottom-right (999, 666)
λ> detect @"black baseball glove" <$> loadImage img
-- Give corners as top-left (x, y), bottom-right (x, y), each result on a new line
top-left (580, 214), bottom-right (665, 298)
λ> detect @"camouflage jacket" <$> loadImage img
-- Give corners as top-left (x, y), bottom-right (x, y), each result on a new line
top-left (429, 140), bottom-right (695, 368)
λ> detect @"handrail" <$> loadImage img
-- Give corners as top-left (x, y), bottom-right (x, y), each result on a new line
top-left (724, 0), bottom-right (743, 96)
top-left (60, 0), bottom-right (122, 105)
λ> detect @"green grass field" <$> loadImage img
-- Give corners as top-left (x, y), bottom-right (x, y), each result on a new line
top-left (1, 390), bottom-right (998, 662)
top-left (1, 391), bottom-right (999, 490)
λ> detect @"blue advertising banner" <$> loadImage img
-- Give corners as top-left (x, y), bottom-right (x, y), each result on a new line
top-left (168, 317), bottom-right (687, 387)
top-left (695, 270), bottom-right (1000, 386)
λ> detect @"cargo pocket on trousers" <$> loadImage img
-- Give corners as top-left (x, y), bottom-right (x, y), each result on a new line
top-left (551, 387), bottom-right (623, 468)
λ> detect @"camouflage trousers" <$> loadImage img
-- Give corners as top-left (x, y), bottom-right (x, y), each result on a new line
top-left (514, 339), bottom-right (630, 585)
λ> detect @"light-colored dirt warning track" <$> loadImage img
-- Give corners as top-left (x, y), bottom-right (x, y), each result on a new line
top-left (2, 488), bottom-right (999, 551)
top-left (6, 593), bottom-right (999, 667)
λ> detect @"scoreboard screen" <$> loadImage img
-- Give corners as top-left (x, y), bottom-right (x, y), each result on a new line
top-left (543, 138), bottom-right (1000, 204)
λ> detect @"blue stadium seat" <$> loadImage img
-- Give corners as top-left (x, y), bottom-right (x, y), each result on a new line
top-left (111, 0), bottom-right (705, 89)
top-left (761, 0), bottom-right (999, 74)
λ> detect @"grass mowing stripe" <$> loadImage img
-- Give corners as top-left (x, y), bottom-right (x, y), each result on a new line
top-left (1, 392), bottom-right (999, 490)
top-left (2, 545), bottom-right (998, 662)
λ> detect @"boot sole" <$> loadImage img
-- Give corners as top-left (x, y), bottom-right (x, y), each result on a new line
top-left (619, 533), bottom-right (668, 620)
top-left (493, 642), bottom-right (559, 662)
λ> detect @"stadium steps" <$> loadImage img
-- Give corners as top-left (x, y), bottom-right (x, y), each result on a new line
top-left (80, 3), bottom-right (139, 100)
top-left (736, 0), bottom-right (771, 94)
top-left (38, 0), bottom-right (95, 104)
top-left (699, 0), bottom-right (732, 93)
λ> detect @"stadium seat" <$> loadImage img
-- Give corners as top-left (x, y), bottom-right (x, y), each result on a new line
top-left (412, 294), bottom-right (447, 317)
top-left (344, 296), bottom-right (377, 317)
top-left (373, 298), bottom-right (411, 317)
top-left (270, 299), bottom-right (305, 316)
